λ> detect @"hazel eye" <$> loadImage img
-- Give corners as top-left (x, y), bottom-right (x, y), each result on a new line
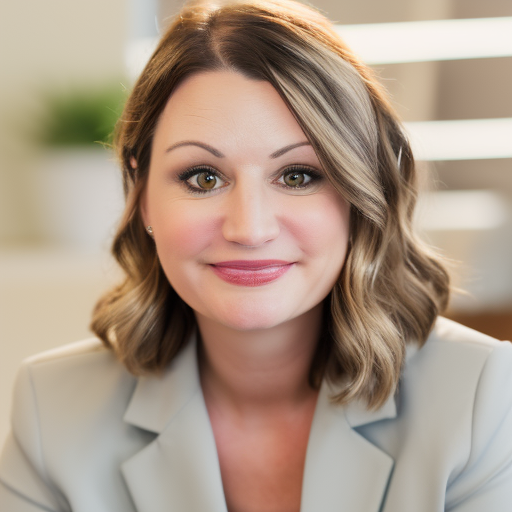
top-left (195, 171), bottom-right (218, 190)
top-left (276, 166), bottom-right (322, 190)
top-left (178, 166), bottom-right (227, 194)
top-left (283, 171), bottom-right (310, 187)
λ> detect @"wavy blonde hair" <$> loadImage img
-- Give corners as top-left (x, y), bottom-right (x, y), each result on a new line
top-left (91, 0), bottom-right (450, 409)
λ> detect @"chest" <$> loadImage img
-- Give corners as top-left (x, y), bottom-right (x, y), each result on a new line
top-left (211, 414), bottom-right (313, 512)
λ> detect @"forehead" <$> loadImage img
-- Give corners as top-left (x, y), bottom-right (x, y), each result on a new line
top-left (152, 70), bottom-right (310, 158)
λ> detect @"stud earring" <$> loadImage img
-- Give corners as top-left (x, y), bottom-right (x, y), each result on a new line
top-left (146, 226), bottom-right (154, 238)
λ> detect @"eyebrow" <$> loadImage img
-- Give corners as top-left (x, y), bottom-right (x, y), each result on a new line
top-left (166, 141), bottom-right (224, 157)
top-left (269, 141), bottom-right (311, 158)
top-left (165, 140), bottom-right (311, 159)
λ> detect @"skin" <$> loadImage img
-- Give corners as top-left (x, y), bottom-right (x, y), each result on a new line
top-left (141, 70), bottom-right (350, 512)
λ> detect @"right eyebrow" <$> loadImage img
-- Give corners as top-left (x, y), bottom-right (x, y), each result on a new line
top-left (165, 141), bottom-right (225, 158)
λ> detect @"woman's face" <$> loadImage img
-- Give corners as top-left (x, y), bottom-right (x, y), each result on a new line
top-left (142, 70), bottom-right (350, 332)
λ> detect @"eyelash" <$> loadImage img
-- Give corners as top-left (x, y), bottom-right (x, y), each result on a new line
top-left (177, 164), bottom-right (323, 194)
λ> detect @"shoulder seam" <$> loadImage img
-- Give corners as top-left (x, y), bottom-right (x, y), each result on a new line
top-left (24, 339), bottom-right (110, 367)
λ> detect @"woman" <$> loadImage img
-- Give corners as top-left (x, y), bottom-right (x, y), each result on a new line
top-left (1, 0), bottom-right (511, 510)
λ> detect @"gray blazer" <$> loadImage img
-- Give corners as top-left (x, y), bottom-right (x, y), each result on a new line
top-left (1, 317), bottom-right (512, 511)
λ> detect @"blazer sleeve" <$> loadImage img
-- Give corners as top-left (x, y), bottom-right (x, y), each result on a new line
top-left (446, 340), bottom-right (512, 511)
top-left (0, 363), bottom-right (69, 512)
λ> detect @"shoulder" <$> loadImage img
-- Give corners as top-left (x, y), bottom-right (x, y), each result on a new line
top-left (405, 318), bottom-right (512, 506)
top-left (402, 317), bottom-right (512, 474)
top-left (357, 318), bottom-right (512, 508)
top-left (18, 337), bottom-right (131, 386)
top-left (22, 337), bottom-right (116, 369)
top-left (425, 315), bottom-right (503, 351)
top-left (413, 315), bottom-right (503, 356)
top-left (399, 317), bottom-right (512, 417)
top-left (11, 339), bottom-right (137, 443)
top-left (401, 317), bottom-right (512, 410)
top-left (1, 341), bottom-right (149, 510)
top-left (360, 317), bottom-right (512, 427)
top-left (404, 316), bottom-right (511, 390)
top-left (393, 317), bottom-right (512, 454)
top-left (419, 315), bottom-right (512, 417)
top-left (14, 338), bottom-right (135, 405)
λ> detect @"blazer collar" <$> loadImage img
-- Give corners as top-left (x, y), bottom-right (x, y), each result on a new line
top-left (121, 335), bottom-right (229, 512)
top-left (344, 386), bottom-right (397, 428)
top-left (121, 335), bottom-right (396, 512)
top-left (123, 335), bottom-right (201, 434)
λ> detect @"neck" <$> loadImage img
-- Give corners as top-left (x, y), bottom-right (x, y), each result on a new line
top-left (197, 304), bottom-right (323, 415)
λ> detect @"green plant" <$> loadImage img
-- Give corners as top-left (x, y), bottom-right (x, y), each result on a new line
top-left (37, 85), bottom-right (128, 147)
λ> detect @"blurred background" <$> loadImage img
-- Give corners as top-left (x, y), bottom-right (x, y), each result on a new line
top-left (0, 0), bottom-right (511, 444)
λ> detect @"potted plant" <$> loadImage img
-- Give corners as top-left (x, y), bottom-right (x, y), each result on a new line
top-left (31, 85), bottom-right (127, 251)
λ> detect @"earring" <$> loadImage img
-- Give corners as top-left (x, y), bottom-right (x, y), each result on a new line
top-left (146, 226), bottom-right (154, 238)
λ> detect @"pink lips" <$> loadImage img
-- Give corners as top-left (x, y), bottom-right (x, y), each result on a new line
top-left (210, 260), bottom-right (293, 287)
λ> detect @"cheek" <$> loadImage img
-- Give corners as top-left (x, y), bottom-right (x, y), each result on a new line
top-left (154, 203), bottom-right (218, 261)
top-left (285, 193), bottom-right (350, 258)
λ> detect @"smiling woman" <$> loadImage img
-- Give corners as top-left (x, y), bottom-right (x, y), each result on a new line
top-left (1, 1), bottom-right (512, 511)
top-left (141, 71), bottom-right (350, 334)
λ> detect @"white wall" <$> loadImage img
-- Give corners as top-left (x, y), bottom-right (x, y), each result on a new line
top-left (0, 0), bottom-right (127, 244)
top-left (0, 0), bottom-right (127, 450)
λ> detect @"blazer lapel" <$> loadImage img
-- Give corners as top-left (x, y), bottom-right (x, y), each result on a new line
top-left (120, 337), bottom-right (228, 512)
top-left (301, 381), bottom-right (396, 512)
top-left (120, 335), bottom-right (397, 512)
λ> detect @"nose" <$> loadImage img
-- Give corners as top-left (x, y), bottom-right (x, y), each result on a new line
top-left (221, 180), bottom-right (280, 247)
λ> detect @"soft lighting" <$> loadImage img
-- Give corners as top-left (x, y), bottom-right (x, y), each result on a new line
top-left (417, 190), bottom-right (509, 231)
top-left (405, 118), bottom-right (512, 161)
top-left (337, 17), bottom-right (512, 64)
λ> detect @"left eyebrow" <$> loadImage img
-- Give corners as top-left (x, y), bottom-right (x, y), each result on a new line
top-left (269, 141), bottom-right (312, 159)
top-left (165, 141), bottom-right (225, 157)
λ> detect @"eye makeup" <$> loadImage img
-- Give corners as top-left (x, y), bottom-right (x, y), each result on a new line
top-left (177, 165), bottom-right (228, 194)
top-left (273, 164), bottom-right (324, 190)
top-left (176, 163), bottom-right (324, 195)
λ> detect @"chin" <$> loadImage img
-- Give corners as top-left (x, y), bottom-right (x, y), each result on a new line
top-left (221, 311), bottom-right (284, 332)
top-left (206, 300), bottom-right (297, 332)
